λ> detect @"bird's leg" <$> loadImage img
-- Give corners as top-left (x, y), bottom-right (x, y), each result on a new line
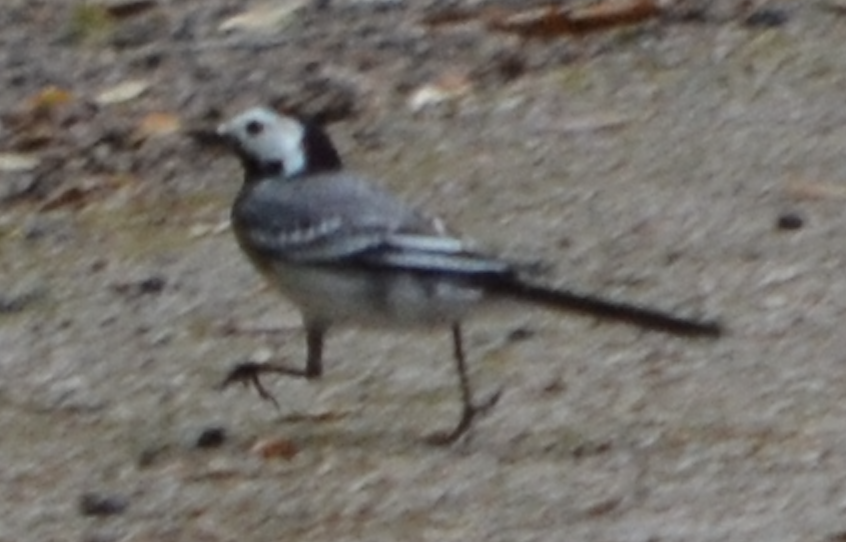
top-left (304, 324), bottom-right (325, 378)
top-left (426, 324), bottom-right (501, 445)
top-left (219, 323), bottom-right (327, 408)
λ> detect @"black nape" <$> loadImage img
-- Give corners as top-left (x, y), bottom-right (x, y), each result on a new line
top-left (241, 156), bottom-right (284, 183)
top-left (301, 121), bottom-right (343, 174)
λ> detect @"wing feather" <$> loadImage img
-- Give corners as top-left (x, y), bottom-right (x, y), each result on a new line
top-left (233, 173), bottom-right (513, 277)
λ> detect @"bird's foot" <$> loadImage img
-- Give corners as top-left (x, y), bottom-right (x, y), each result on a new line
top-left (218, 361), bottom-right (309, 410)
top-left (425, 387), bottom-right (503, 446)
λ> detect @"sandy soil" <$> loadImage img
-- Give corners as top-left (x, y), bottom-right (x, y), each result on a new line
top-left (3, 1), bottom-right (846, 541)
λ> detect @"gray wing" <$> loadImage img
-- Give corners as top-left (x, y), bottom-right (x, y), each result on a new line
top-left (232, 172), bottom-right (513, 277)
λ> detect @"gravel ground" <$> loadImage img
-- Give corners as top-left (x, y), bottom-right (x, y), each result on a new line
top-left (3, 1), bottom-right (846, 541)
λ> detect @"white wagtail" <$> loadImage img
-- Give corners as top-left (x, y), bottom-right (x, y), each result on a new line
top-left (214, 106), bottom-right (721, 444)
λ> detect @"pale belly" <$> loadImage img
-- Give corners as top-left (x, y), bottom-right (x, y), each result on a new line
top-left (260, 261), bottom-right (488, 328)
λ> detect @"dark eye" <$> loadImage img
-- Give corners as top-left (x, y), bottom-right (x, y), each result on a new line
top-left (245, 120), bottom-right (264, 136)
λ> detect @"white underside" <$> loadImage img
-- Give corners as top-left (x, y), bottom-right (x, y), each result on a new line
top-left (261, 261), bottom-right (491, 328)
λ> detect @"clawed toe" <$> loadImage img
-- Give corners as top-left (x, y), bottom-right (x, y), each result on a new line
top-left (477, 387), bottom-right (503, 413)
top-left (426, 388), bottom-right (505, 446)
top-left (218, 362), bottom-right (281, 409)
top-left (219, 362), bottom-right (261, 389)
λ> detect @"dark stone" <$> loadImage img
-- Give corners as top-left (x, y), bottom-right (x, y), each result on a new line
top-left (776, 212), bottom-right (803, 231)
top-left (137, 276), bottom-right (166, 294)
top-left (79, 493), bottom-right (129, 517)
top-left (507, 326), bottom-right (535, 343)
top-left (195, 426), bottom-right (227, 449)
top-left (744, 8), bottom-right (789, 28)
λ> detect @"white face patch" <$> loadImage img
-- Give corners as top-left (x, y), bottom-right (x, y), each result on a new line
top-left (218, 107), bottom-right (306, 177)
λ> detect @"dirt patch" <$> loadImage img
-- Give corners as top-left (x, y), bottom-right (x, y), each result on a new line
top-left (3, 1), bottom-right (846, 541)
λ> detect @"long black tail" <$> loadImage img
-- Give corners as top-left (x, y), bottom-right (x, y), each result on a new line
top-left (497, 280), bottom-right (722, 337)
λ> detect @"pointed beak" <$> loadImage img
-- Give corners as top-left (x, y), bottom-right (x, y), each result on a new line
top-left (185, 122), bottom-right (232, 150)
top-left (216, 122), bottom-right (252, 153)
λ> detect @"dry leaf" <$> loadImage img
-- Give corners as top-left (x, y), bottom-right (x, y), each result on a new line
top-left (9, 122), bottom-right (57, 152)
top-left (132, 111), bottom-right (181, 142)
top-left (0, 153), bottom-right (40, 172)
top-left (219, 0), bottom-right (308, 33)
top-left (408, 71), bottom-right (473, 112)
top-left (26, 86), bottom-right (75, 112)
top-left (250, 437), bottom-right (298, 460)
top-left (558, 112), bottom-right (633, 133)
top-left (68, 3), bottom-right (115, 44)
top-left (102, 0), bottom-right (159, 19)
top-left (488, 0), bottom-right (659, 38)
top-left (420, 7), bottom-right (482, 28)
top-left (567, 0), bottom-right (659, 33)
top-left (95, 80), bottom-right (149, 105)
top-left (40, 175), bottom-right (135, 211)
top-left (188, 220), bottom-right (230, 239)
top-left (4, 87), bottom-right (74, 152)
top-left (40, 186), bottom-right (100, 211)
top-left (785, 179), bottom-right (846, 201)
top-left (488, 5), bottom-right (573, 38)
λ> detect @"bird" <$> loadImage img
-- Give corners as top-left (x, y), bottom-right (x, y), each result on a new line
top-left (213, 106), bottom-right (722, 444)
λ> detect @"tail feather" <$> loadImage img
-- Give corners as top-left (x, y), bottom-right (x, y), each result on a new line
top-left (498, 280), bottom-right (722, 338)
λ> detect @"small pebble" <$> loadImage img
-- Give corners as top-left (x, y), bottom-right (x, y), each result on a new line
top-left (195, 426), bottom-right (227, 449)
top-left (81, 532), bottom-right (120, 542)
top-left (110, 276), bottom-right (166, 296)
top-left (0, 289), bottom-right (43, 314)
top-left (744, 8), bottom-right (789, 28)
top-left (776, 212), bottom-right (804, 231)
top-left (137, 276), bottom-right (166, 294)
top-left (507, 326), bottom-right (535, 343)
top-left (571, 439), bottom-right (613, 459)
top-left (79, 492), bottom-right (129, 517)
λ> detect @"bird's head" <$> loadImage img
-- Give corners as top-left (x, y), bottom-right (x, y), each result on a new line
top-left (217, 107), bottom-right (342, 181)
